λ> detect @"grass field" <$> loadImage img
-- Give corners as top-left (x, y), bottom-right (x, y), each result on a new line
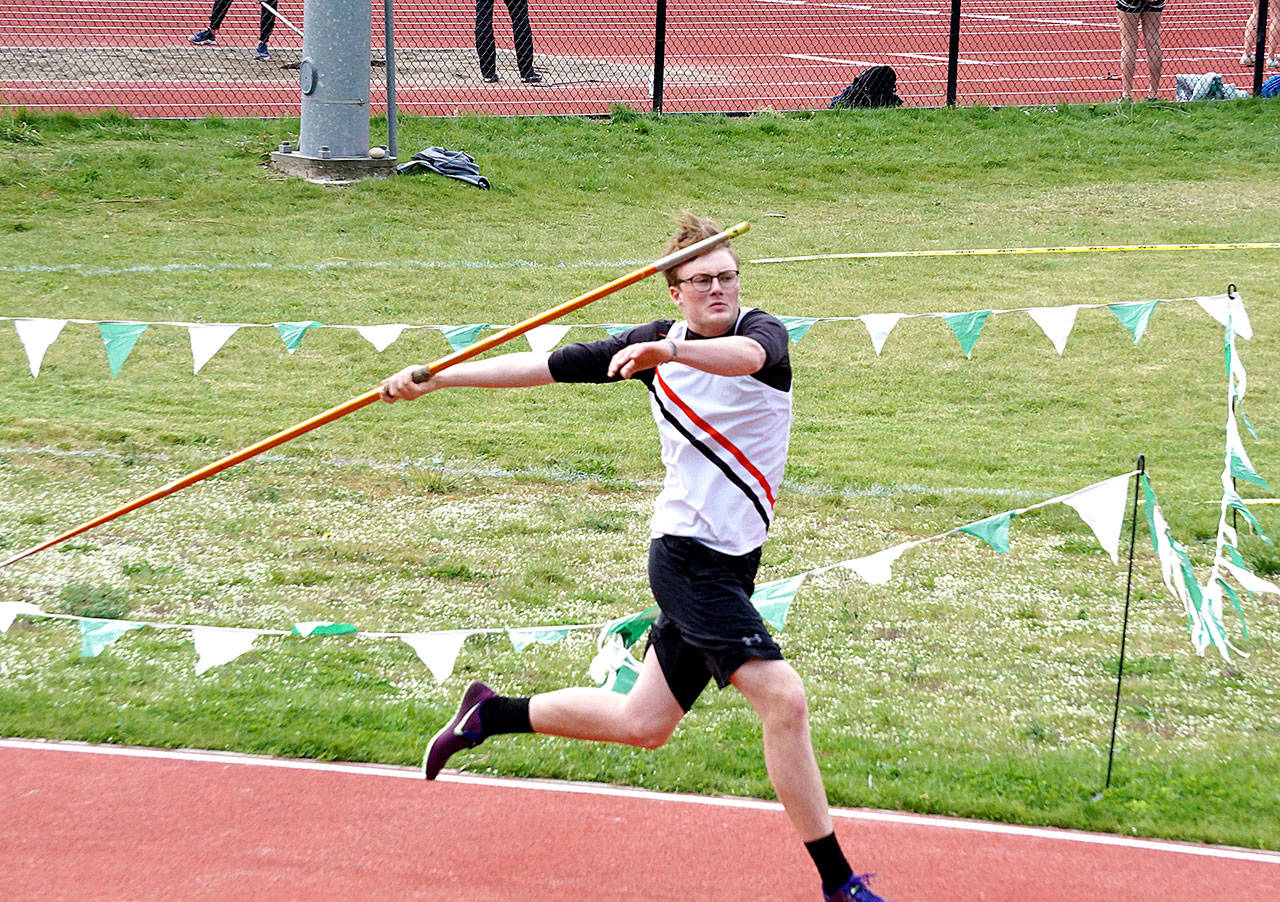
top-left (1, 102), bottom-right (1279, 850)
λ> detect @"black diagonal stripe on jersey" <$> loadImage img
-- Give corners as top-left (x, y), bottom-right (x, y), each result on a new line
top-left (648, 383), bottom-right (771, 528)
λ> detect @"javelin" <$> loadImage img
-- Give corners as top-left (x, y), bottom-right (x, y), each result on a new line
top-left (750, 241), bottom-right (1280, 265)
top-left (1, 222), bottom-right (750, 570)
top-left (260, 1), bottom-right (304, 39)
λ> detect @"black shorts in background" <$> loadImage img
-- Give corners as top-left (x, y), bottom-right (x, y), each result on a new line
top-left (645, 535), bottom-right (784, 711)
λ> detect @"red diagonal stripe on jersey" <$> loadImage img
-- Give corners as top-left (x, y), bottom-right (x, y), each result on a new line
top-left (654, 370), bottom-right (776, 508)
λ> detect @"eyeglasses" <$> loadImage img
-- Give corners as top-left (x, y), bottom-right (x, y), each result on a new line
top-left (676, 269), bottom-right (739, 291)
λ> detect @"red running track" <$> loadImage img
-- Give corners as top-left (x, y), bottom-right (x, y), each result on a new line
top-left (4, 738), bottom-right (1280, 901)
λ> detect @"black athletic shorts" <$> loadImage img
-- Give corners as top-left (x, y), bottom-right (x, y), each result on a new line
top-left (645, 534), bottom-right (784, 712)
top-left (1116, 0), bottom-right (1164, 13)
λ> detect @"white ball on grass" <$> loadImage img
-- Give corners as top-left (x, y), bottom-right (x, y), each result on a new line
top-left (368, 146), bottom-right (386, 159)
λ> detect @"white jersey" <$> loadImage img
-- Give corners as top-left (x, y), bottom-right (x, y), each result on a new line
top-left (647, 312), bottom-right (793, 555)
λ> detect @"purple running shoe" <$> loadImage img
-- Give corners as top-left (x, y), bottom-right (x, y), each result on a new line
top-left (825, 874), bottom-right (887, 902)
top-left (422, 680), bottom-right (496, 780)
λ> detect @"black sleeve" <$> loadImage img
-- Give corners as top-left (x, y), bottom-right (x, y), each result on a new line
top-left (548, 321), bottom-right (673, 383)
top-left (738, 309), bottom-right (792, 392)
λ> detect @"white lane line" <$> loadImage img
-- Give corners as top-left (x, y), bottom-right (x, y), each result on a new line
top-left (784, 53), bottom-right (880, 67)
top-left (5, 738), bottom-right (1280, 866)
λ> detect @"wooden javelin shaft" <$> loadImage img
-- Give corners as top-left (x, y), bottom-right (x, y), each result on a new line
top-left (1, 222), bottom-right (749, 569)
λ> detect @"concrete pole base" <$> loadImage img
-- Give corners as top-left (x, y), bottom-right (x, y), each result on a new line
top-left (270, 150), bottom-right (398, 184)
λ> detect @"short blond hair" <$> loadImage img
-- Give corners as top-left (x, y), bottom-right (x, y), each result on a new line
top-left (663, 211), bottom-right (739, 286)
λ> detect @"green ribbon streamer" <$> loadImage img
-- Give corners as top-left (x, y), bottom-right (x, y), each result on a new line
top-left (602, 324), bottom-right (633, 338)
top-left (440, 324), bottom-right (488, 352)
top-left (750, 574), bottom-right (807, 630)
top-left (79, 619), bottom-right (140, 657)
top-left (1241, 413), bottom-right (1258, 441)
top-left (959, 511), bottom-right (1014, 553)
top-left (1108, 299), bottom-right (1159, 344)
top-left (1224, 489), bottom-right (1273, 544)
top-left (1216, 578), bottom-right (1251, 644)
top-left (778, 316), bottom-right (819, 344)
top-left (1228, 450), bottom-right (1272, 491)
top-left (292, 621), bottom-right (357, 637)
top-left (601, 606), bottom-right (659, 648)
top-left (942, 310), bottom-right (991, 358)
top-left (1223, 543), bottom-right (1248, 569)
top-left (98, 323), bottom-right (148, 377)
top-left (274, 321), bottom-right (323, 354)
top-left (1141, 475), bottom-right (1161, 556)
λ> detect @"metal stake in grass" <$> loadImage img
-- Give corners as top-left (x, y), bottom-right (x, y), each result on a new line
top-left (1, 221), bottom-right (750, 569)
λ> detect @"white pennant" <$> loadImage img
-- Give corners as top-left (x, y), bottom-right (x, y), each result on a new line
top-left (1197, 294), bottom-right (1253, 340)
top-left (0, 601), bottom-right (42, 633)
top-left (1062, 474), bottom-right (1131, 564)
top-left (1225, 415), bottom-right (1260, 477)
top-left (860, 313), bottom-right (904, 356)
top-left (524, 324), bottom-right (572, 354)
top-left (401, 631), bottom-right (469, 684)
top-left (838, 542), bottom-right (915, 585)
top-left (192, 627), bottom-right (259, 675)
top-left (1025, 305), bottom-right (1079, 356)
top-left (14, 318), bottom-right (67, 378)
top-left (188, 324), bottom-right (240, 374)
top-left (356, 324), bottom-right (408, 352)
top-left (1224, 561), bottom-right (1280, 596)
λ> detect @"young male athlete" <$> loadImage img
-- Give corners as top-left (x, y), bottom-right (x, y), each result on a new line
top-left (379, 214), bottom-right (885, 902)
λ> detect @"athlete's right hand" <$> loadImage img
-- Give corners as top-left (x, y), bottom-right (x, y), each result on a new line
top-left (380, 365), bottom-right (436, 402)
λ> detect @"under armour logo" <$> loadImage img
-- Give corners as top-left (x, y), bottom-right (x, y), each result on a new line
top-left (743, 634), bottom-right (763, 646)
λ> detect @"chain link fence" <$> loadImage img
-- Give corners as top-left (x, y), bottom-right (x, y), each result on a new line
top-left (0, 0), bottom-right (1271, 117)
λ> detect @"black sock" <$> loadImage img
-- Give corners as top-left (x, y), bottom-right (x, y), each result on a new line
top-left (805, 832), bottom-right (853, 895)
top-left (478, 696), bottom-right (533, 736)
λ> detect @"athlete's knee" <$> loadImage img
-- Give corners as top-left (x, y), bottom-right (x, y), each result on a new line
top-left (747, 665), bottom-right (810, 732)
top-left (625, 712), bottom-right (680, 749)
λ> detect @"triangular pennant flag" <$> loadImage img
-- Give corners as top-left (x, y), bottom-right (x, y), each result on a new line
top-left (1226, 416), bottom-right (1271, 490)
top-left (959, 511), bottom-right (1014, 553)
top-left (1108, 300), bottom-right (1159, 344)
top-left (188, 324), bottom-right (240, 374)
top-left (750, 574), bottom-right (807, 630)
top-left (14, 318), bottom-right (67, 378)
top-left (99, 323), bottom-right (148, 377)
top-left (1224, 561), bottom-right (1280, 596)
top-left (860, 313), bottom-right (903, 356)
top-left (1062, 474), bottom-right (1132, 564)
top-left (1025, 305), bottom-right (1079, 356)
top-left (291, 621), bottom-right (358, 637)
top-left (79, 619), bottom-right (143, 657)
top-left (600, 606), bottom-right (659, 649)
top-left (1196, 293), bottom-right (1253, 340)
top-left (1223, 489), bottom-right (1273, 544)
top-left (507, 626), bottom-right (569, 652)
top-left (524, 324), bottom-right (572, 353)
top-left (778, 316), bottom-right (819, 344)
top-left (440, 324), bottom-right (488, 352)
top-left (355, 323), bottom-right (408, 353)
top-left (1222, 542), bottom-right (1248, 570)
top-left (1224, 329), bottom-right (1247, 400)
top-left (1215, 579), bottom-right (1251, 644)
top-left (401, 631), bottom-right (470, 684)
top-left (838, 542), bottom-right (914, 585)
top-left (942, 310), bottom-right (991, 358)
top-left (0, 601), bottom-right (42, 633)
top-left (274, 321), bottom-right (323, 354)
top-left (602, 324), bottom-right (633, 338)
top-left (1241, 413), bottom-right (1258, 441)
top-left (192, 626), bottom-right (259, 675)
top-left (588, 634), bottom-right (643, 694)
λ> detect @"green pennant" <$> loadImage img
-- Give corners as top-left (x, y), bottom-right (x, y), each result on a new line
top-left (1224, 489), bottom-right (1274, 544)
top-left (601, 606), bottom-right (659, 648)
top-left (602, 324), bottom-right (633, 338)
top-left (1216, 578), bottom-right (1251, 644)
top-left (274, 321), bottom-right (323, 354)
top-left (440, 323), bottom-right (488, 352)
top-left (1141, 475), bottom-right (1160, 556)
top-left (1228, 449), bottom-right (1272, 491)
top-left (750, 574), bottom-right (806, 630)
top-left (942, 310), bottom-right (991, 358)
top-left (1108, 299), bottom-right (1159, 344)
top-left (1241, 414), bottom-right (1258, 441)
top-left (291, 621), bottom-right (357, 637)
top-left (508, 626), bottom-right (569, 652)
top-left (79, 619), bottom-right (141, 657)
top-left (1222, 543), bottom-right (1248, 570)
top-left (959, 511), bottom-right (1014, 553)
top-left (98, 323), bottom-right (148, 377)
top-left (600, 651), bottom-right (642, 695)
top-left (778, 316), bottom-right (819, 344)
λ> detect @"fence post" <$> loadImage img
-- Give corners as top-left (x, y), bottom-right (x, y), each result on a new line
top-left (653, 0), bottom-right (668, 113)
top-left (1253, 0), bottom-right (1270, 97)
top-left (946, 0), bottom-right (961, 106)
top-left (382, 0), bottom-right (398, 160)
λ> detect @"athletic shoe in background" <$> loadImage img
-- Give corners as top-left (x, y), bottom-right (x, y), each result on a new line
top-left (189, 29), bottom-right (216, 45)
top-left (255, 42), bottom-right (270, 61)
